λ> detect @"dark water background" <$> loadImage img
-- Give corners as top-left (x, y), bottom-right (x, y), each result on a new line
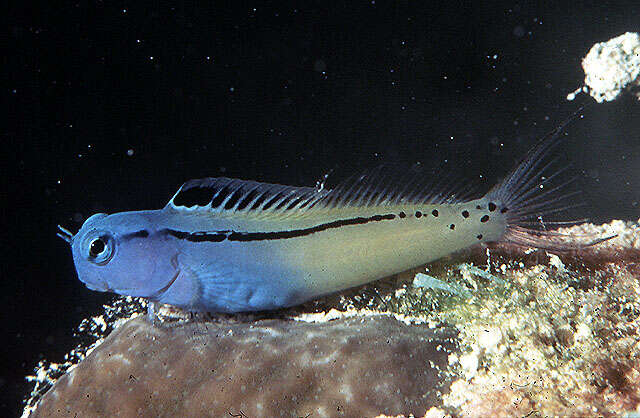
top-left (4, 1), bottom-right (640, 416)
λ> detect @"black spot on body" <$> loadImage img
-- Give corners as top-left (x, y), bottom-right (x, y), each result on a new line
top-left (415, 211), bottom-right (422, 218)
top-left (432, 209), bottom-right (439, 217)
top-left (481, 215), bottom-right (490, 223)
top-left (500, 207), bottom-right (509, 214)
top-left (488, 202), bottom-right (497, 212)
top-left (476, 205), bottom-right (482, 210)
top-left (399, 211), bottom-right (406, 218)
top-left (477, 234), bottom-right (483, 240)
top-left (449, 224), bottom-right (455, 230)
top-left (462, 210), bottom-right (469, 218)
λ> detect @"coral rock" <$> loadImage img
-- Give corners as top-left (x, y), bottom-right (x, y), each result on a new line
top-left (30, 315), bottom-right (455, 417)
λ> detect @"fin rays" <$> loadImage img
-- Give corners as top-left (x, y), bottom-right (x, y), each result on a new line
top-left (167, 161), bottom-right (484, 216)
top-left (486, 107), bottom-right (613, 250)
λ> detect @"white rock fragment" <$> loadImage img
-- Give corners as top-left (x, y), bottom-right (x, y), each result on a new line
top-left (477, 327), bottom-right (503, 355)
top-left (569, 32), bottom-right (640, 102)
top-left (575, 322), bottom-right (592, 342)
top-left (547, 252), bottom-right (565, 273)
top-left (448, 353), bottom-right (459, 366)
top-left (459, 351), bottom-right (479, 380)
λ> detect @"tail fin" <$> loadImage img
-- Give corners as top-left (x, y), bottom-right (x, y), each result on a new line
top-left (486, 110), bottom-right (616, 251)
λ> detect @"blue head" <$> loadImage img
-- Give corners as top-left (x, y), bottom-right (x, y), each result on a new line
top-left (58, 212), bottom-right (180, 300)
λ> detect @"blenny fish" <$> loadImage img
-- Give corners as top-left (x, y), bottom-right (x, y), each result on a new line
top-left (58, 127), bottom-right (611, 313)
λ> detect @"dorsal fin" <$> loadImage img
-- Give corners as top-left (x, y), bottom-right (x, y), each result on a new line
top-left (167, 177), bottom-right (330, 214)
top-left (320, 163), bottom-right (483, 208)
top-left (166, 164), bottom-right (484, 216)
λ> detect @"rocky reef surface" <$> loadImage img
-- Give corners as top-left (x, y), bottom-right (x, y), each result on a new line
top-left (28, 313), bottom-right (456, 417)
top-left (25, 219), bottom-right (640, 417)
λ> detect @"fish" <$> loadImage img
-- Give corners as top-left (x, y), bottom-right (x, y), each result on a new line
top-left (57, 124), bottom-right (613, 314)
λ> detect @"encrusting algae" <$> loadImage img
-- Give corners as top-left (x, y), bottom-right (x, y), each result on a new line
top-left (363, 218), bottom-right (640, 417)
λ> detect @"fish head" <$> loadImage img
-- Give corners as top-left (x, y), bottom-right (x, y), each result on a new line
top-left (63, 212), bottom-right (180, 300)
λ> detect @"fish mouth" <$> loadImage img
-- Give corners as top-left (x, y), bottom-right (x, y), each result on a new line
top-left (85, 281), bottom-right (111, 292)
top-left (98, 272), bottom-right (179, 299)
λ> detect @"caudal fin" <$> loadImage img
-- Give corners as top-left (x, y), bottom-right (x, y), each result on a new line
top-left (486, 111), bottom-right (616, 251)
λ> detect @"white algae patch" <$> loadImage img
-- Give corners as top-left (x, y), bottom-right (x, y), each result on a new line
top-left (568, 32), bottom-right (640, 102)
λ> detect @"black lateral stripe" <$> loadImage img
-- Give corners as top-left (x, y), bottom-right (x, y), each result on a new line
top-left (162, 213), bottom-right (397, 243)
top-left (163, 229), bottom-right (227, 242)
top-left (122, 230), bottom-right (150, 240)
top-left (189, 231), bottom-right (228, 242)
top-left (229, 213), bottom-right (396, 241)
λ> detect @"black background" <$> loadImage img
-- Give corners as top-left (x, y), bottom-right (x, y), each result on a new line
top-left (4, 1), bottom-right (640, 416)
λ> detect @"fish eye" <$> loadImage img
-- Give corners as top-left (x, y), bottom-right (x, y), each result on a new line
top-left (85, 233), bottom-right (115, 265)
top-left (89, 238), bottom-right (106, 257)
